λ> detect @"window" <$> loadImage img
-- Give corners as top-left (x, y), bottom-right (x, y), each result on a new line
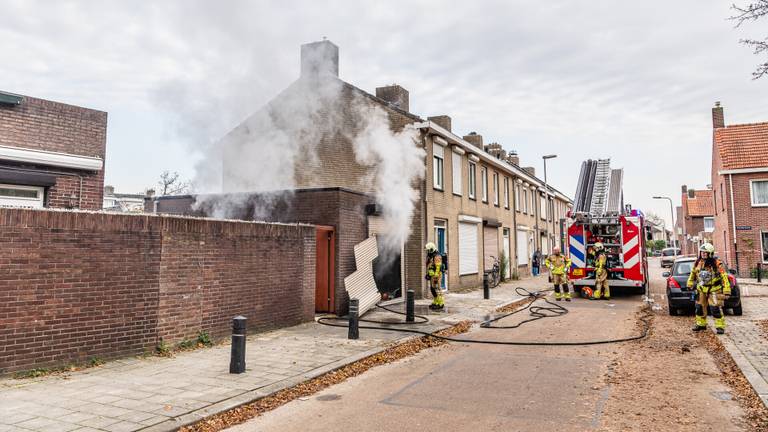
top-left (751, 180), bottom-right (768, 206)
top-left (481, 167), bottom-right (488, 202)
top-left (530, 188), bottom-right (535, 216)
top-left (540, 194), bottom-right (547, 220)
top-left (468, 162), bottom-right (476, 199)
top-left (0, 183), bottom-right (45, 209)
top-left (452, 152), bottom-right (462, 195)
top-left (515, 184), bottom-right (521, 212)
top-left (762, 231), bottom-right (768, 263)
top-left (493, 173), bottom-right (499, 206)
top-left (523, 189), bottom-right (528, 213)
top-left (504, 177), bottom-right (510, 209)
top-left (432, 143), bottom-right (444, 190)
top-left (459, 222), bottom-right (479, 275)
top-left (704, 217), bottom-right (714, 232)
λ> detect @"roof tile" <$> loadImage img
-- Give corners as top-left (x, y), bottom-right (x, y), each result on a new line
top-left (714, 122), bottom-right (768, 170)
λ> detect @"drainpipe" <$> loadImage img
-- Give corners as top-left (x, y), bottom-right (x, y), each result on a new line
top-left (728, 174), bottom-right (739, 273)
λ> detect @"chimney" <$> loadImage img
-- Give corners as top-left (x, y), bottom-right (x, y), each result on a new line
top-left (463, 132), bottom-right (483, 149)
top-left (688, 188), bottom-right (696, 199)
top-left (485, 142), bottom-right (504, 159)
top-left (523, 167), bottom-right (536, 177)
top-left (681, 185), bottom-right (688, 194)
top-left (506, 150), bottom-right (520, 166)
top-left (104, 185), bottom-right (115, 196)
top-left (376, 84), bottom-right (409, 112)
top-left (712, 101), bottom-right (724, 129)
top-left (428, 115), bottom-right (451, 132)
top-left (143, 189), bottom-right (156, 213)
top-left (300, 39), bottom-right (339, 78)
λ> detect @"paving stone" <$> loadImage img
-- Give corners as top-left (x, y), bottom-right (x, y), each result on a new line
top-left (77, 416), bottom-right (122, 429)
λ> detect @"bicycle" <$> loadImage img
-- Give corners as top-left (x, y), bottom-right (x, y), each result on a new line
top-left (485, 255), bottom-right (501, 288)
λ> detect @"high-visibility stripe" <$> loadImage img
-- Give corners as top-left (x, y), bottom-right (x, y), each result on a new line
top-left (569, 235), bottom-right (586, 268)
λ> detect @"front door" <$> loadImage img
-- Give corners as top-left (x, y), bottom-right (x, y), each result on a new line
top-left (503, 228), bottom-right (511, 279)
top-left (434, 220), bottom-right (447, 289)
top-left (315, 226), bottom-right (335, 313)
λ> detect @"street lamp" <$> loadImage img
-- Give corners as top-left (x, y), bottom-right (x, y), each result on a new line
top-left (653, 196), bottom-right (678, 257)
top-left (543, 154), bottom-right (557, 253)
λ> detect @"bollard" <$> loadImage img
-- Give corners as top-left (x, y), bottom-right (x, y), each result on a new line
top-left (229, 316), bottom-right (247, 374)
top-left (483, 272), bottom-right (490, 299)
top-left (759, 263), bottom-right (763, 283)
top-left (405, 290), bottom-right (415, 323)
top-left (348, 298), bottom-right (359, 340)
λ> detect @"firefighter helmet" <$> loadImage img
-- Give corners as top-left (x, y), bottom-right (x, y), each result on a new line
top-left (699, 243), bottom-right (715, 255)
top-left (425, 242), bottom-right (438, 253)
top-left (581, 287), bottom-right (594, 298)
top-left (594, 242), bottom-right (605, 251)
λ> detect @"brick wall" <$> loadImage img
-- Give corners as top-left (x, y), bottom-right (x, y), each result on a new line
top-left (0, 208), bottom-right (315, 374)
top-left (0, 95), bottom-right (107, 210)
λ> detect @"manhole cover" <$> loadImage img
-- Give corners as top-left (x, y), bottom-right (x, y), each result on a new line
top-left (317, 394), bottom-right (342, 402)
top-left (711, 391), bottom-right (733, 401)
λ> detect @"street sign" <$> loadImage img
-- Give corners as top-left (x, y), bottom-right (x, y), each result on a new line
top-left (736, 226), bottom-right (752, 231)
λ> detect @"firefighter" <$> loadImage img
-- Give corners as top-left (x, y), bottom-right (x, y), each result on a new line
top-left (689, 243), bottom-right (731, 334)
top-left (592, 242), bottom-right (610, 300)
top-left (425, 242), bottom-right (446, 310)
top-left (545, 247), bottom-right (572, 301)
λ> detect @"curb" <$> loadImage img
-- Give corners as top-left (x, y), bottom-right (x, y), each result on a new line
top-left (721, 336), bottom-right (768, 409)
top-left (139, 296), bottom-right (523, 432)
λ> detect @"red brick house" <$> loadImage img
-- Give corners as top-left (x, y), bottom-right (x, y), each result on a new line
top-left (679, 185), bottom-right (714, 256)
top-left (0, 91), bottom-right (106, 210)
top-left (710, 102), bottom-right (768, 276)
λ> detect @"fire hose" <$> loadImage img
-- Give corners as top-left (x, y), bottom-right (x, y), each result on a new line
top-left (317, 287), bottom-right (653, 346)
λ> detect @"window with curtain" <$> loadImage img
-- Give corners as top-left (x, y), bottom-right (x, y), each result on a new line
top-left (504, 177), bottom-right (509, 209)
top-left (493, 173), bottom-right (499, 206)
top-left (752, 180), bottom-right (768, 205)
top-left (452, 152), bottom-right (462, 195)
top-left (468, 162), bottom-right (476, 199)
top-left (481, 167), bottom-right (488, 202)
top-left (432, 143), bottom-right (444, 190)
top-left (704, 217), bottom-right (714, 232)
top-left (523, 189), bottom-right (528, 213)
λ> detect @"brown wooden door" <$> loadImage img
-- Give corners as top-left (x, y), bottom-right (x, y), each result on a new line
top-left (315, 226), bottom-right (335, 313)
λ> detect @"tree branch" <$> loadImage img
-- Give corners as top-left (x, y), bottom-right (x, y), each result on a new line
top-left (730, 1), bottom-right (768, 27)
top-left (741, 38), bottom-right (768, 79)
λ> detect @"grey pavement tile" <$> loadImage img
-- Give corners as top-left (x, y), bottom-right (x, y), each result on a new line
top-left (77, 416), bottom-right (122, 429)
top-left (58, 412), bottom-right (97, 425)
top-left (138, 415), bottom-right (168, 427)
top-left (116, 410), bottom-right (158, 423)
top-left (152, 405), bottom-right (191, 417)
top-left (102, 421), bottom-right (143, 432)
top-left (110, 398), bottom-right (149, 410)
top-left (14, 417), bottom-right (64, 431)
top-left (71, 428), bottom-right (104, 432)
top-left (0, 413), bottom-right (36, 425)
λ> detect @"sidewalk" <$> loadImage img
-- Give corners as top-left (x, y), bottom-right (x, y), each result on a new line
top-left (722, 295), bottom-right (768, 409)
top-left (0, 277), bottom-right (547, 432)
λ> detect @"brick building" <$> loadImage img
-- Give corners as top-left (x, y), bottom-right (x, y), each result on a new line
top-left (214, 40), bottom-right (572, 299)
top-left (678, 185), bottom-right (714, 255)
top-left (0, 91), bottom-right (106, 209)
top-left (710, 103), bottom-right (768, 276)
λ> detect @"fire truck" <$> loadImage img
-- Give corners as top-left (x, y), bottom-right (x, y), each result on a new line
top-left (566, 159), bottom-right (649, 294)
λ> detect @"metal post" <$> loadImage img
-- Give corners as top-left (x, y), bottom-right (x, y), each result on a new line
top-left (758, 263), bottom-right (763, 283)
top-left (405, 290), bottom-right (415, 323)
top-left (348, 298), bottom-right (359, 340)
top-left (483, 273), bottom-right (490, 299)
top-left (229, 316), bottom-right (247, 374)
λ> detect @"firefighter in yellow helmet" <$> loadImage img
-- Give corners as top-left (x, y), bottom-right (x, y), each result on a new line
top-left (689, 243), bottom-right (731, 334)
top-left (425, 242), bottom-right (446, 310)
top-left (592, 242), bottom-right (610, 300)
top-left (545, 246), bottom-right (572, 301)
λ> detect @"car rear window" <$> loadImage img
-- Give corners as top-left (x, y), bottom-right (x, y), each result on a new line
top-left (674, 262), bottom-right (693, 276)
top-left (662, 250), bottom-right (675, 256)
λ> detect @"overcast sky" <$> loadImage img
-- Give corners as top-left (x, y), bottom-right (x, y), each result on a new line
top-left (1, 0), bottom-right (766, 226)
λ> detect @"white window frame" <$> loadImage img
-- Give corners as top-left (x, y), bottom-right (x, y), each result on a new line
top-left (762, 230), bottom-right (768, 264)
top-left (703, 216), bottom-right (715, 233)
top-left (515, 184), bottom-right (521, 212)
top-left (504, 177), bottom-right (510, 209)
top-left (750, 179), bottom-right (768, 207)
top-left (432, 143), bottom-right (444, 190)
top-left (451, 151), bottom-right (462, 196)
top-left (523, 189), bottom-right (528, 214)
top-left (468, 161), bottom-right (476, 199)
top-left (0, 183), bottom-right (45, 208)
top-left (481, 166), bottom-right (488, 203)
top-left (493, 172), bottom-right (499, 206)
top-left (540, 193), bottom-right (547, 220)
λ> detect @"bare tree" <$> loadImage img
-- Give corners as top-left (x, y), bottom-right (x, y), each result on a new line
top-left (731, 1), bottom-right (768, 79)
top-left (157, 171), bottom-right (191, 196)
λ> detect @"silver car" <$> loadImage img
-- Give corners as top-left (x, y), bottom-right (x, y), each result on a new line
top-left (660, 247), bottom-right (681, 268)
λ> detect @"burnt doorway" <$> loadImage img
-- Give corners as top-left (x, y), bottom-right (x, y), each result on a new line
top-left (368, 215), bottom-right (404, 302)
top-left (315, 226), bottom-right (335, 313)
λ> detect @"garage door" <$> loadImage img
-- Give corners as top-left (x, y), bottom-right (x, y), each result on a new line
top-left (483, 226), bottom-right (498, 271)
top-left (0, 184), bottom-right (44, 209)
top-left (459, 222), bottom-right (479, 275)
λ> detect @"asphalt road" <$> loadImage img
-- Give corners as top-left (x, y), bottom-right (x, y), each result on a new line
top-left (228, 272), bottom-right (648, 431)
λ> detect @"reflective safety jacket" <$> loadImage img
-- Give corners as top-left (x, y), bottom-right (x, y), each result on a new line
top-left (545, 254), bottom-right (571, 275)
top-left (427, 253), bottom-right (445, 281)
top-left (595, 253), bottom-right (608, 281)
top-left (687, 258), bottom-right (731, 295)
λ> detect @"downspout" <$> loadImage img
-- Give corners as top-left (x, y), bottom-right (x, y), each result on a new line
top-left (729, 174), bottom-right (739, 273)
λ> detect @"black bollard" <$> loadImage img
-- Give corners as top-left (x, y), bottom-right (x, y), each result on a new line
top-left (483, 272), bottom-right (490, 299)
top-left (229, 316), bottom-right (247, 374)
top-left (348, 298), bottom-right (359, 340)
top-left (405, 290), bottom-right (415, 323)
top-left (759, 263), bottom-right (763, 283)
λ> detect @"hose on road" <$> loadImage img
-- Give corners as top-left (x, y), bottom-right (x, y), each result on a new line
top-left (317, 287), bottom-right (653, 346)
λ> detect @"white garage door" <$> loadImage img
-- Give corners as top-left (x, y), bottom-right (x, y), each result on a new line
top-left (459, 222), bottom-right (479, 275)
top-left (0, 184), bottom-right (44, 209)
top-left (516, 229), bottom-right (529, 266)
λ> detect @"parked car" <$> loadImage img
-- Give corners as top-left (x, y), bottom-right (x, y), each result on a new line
top-left (664, 256), bottom-right (742, 316)
top-left (653, 251), bottom-right (662, 257)
top-left (660, 247), bottom-right (681, 267)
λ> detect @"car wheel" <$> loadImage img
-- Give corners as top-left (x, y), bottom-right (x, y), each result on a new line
top-left (732, 304), bottom-right (743, 316)
top-left (667, 300), bottom-right (676, 316)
